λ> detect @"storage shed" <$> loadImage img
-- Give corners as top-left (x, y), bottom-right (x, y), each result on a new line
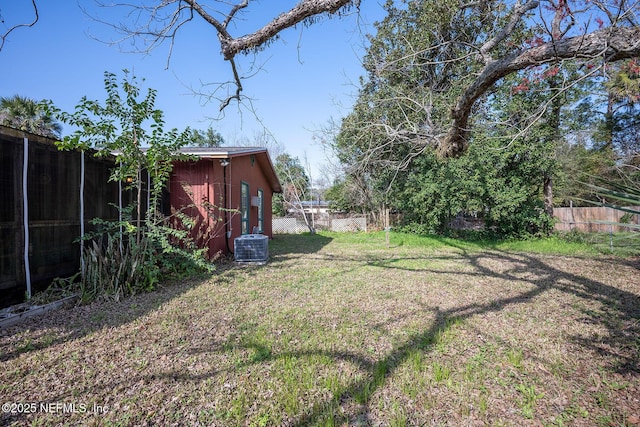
top-left (169, 147), bottom-right (282, 258)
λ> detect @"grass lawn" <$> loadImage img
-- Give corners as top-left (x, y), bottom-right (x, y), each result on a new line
top-left (1, 232), bottom-right (639, 426)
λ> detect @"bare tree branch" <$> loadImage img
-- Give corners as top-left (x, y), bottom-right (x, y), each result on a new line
top-left (222, 0), bottom-right (248, 28)
top-left (443, 26), bottom-right (640, 156)
top-left (88, 0), bottom-right (640, 155)
top-left (479, 0), bottom-right (539, 63)
top-left (219, 58), bottom-right (243, 111)
top-left (218, 0), bottom-right (358, 60)
top-left (181, 0), bottom-right (231, 40)
top-left (0, 0), bottom-right (39, 52)
top-left (92, 0), bottom-right (359, 110)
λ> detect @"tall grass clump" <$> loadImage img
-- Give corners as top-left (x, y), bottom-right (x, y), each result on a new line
top-left (71, 205), bottom-right (212, 304)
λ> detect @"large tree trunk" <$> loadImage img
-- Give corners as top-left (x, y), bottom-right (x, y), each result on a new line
top-left (544, 175), bottom-right (553, 217)
top-left (442, 26), bottom-right (640, 157)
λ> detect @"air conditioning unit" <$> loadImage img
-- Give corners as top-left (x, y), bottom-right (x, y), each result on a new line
top-left (251, 196), bottom-right (261, 207)
top-left (234, 234), bottom-right (269, 263)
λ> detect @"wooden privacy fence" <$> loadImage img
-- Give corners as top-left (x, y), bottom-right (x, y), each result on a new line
top-left (553, 206), bottom-right (640, 232)
top-left (0, 126), bottom-right (122, 308)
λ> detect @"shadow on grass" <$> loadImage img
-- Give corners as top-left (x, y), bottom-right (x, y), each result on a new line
top-left (0, 233), bottom-right (332, 363)
top-left (269, 233), bottom-right (334, 258)
top-left (97, 243), bottom-right (638, 426)
top-left (3, 233), bottom-right (639, 426)
top-left (0, 273), bottom-right (212, 363)
top-left (289, 249), bottom-right (639, 425)
top-left (207, 249), bottom-right (639, 425)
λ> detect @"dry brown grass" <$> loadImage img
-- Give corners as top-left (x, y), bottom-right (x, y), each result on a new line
top-left (1, 232), bottom-right (639, 426)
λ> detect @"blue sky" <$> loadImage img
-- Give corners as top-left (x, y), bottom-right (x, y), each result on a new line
top-left (0, 1), bottom-right (386, 180)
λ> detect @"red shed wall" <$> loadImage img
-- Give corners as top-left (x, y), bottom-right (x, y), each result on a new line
top-left (169, 159), bottom-right (228, 258)
top-left (227, 155), bottom-right (274, 252)
top-left (170, 154), bottom-right (274, 257)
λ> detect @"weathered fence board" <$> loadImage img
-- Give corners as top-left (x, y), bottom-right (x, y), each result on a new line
top-left (0, 126), bottom-right (120, 308)
top-left (553, 206), bottom-right (640, 232)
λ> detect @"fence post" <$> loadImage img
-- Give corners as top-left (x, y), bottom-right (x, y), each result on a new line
top-left (80, 151), bottom-right (85, 272)
top-left (610, 224), bottom-right (614, 253)
top-left (23, 137), bottom-right (31, 299)
top-left (569, 200), bottom-right (574, 230)
top-left (385, 207), bottom-right (390, 247)
top-left (118, 162), bottom-right (123, 256)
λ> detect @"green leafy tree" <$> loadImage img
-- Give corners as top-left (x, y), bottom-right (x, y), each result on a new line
top-left (331, 0), bottom-right (557, 236)
top-left (189, 126), bottom-right (225, 147)
top-left (272, 152), bottom-right (318, 232)
top-left (48, 70), bottom-right (209, 301)
top-left (549, 60), bottom-right (640, 206)
top-left (482, 63), bottom-right (579, 215)
top-left (325, 175), bottom-right (370, 214)
top-left (603, 60), bottom-right (640, 177)
top-left (594, 60), bottom-right (640, 156)
top-left (55, 71), bottom-right (190, 239)
top-left (330, 0), bottom-right (488, 221)
top-left (396, 134), bottom-right (556, 238)
top-left (331, 0), bottom-right (599, 237)
top-left (273, 153), bottom-right (311, 216)
top-left (0, 94), bottom-right (62, 138)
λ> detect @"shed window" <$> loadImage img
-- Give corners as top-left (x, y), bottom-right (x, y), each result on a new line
top-left (257, 189), bottom-right (264, 233)
top-left (241, 181), bottom-right (249, 234)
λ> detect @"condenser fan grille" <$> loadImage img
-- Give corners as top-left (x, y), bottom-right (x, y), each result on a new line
top-left (234, 234), bottom-right (269, 263)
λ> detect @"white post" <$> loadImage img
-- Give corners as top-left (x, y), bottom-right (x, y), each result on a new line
top-left (147, 171), bottom-right (151, 213)
top-left (23, 137), bottom-right (32, 299)
top-left (610, 224), bottom-right (614, 253)
top-left (80, 151), bottom-right (85, 271)
top-left (119, 162), bottom-right (123, 255)
top-left (385, 206), bottom-right (390, 247)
